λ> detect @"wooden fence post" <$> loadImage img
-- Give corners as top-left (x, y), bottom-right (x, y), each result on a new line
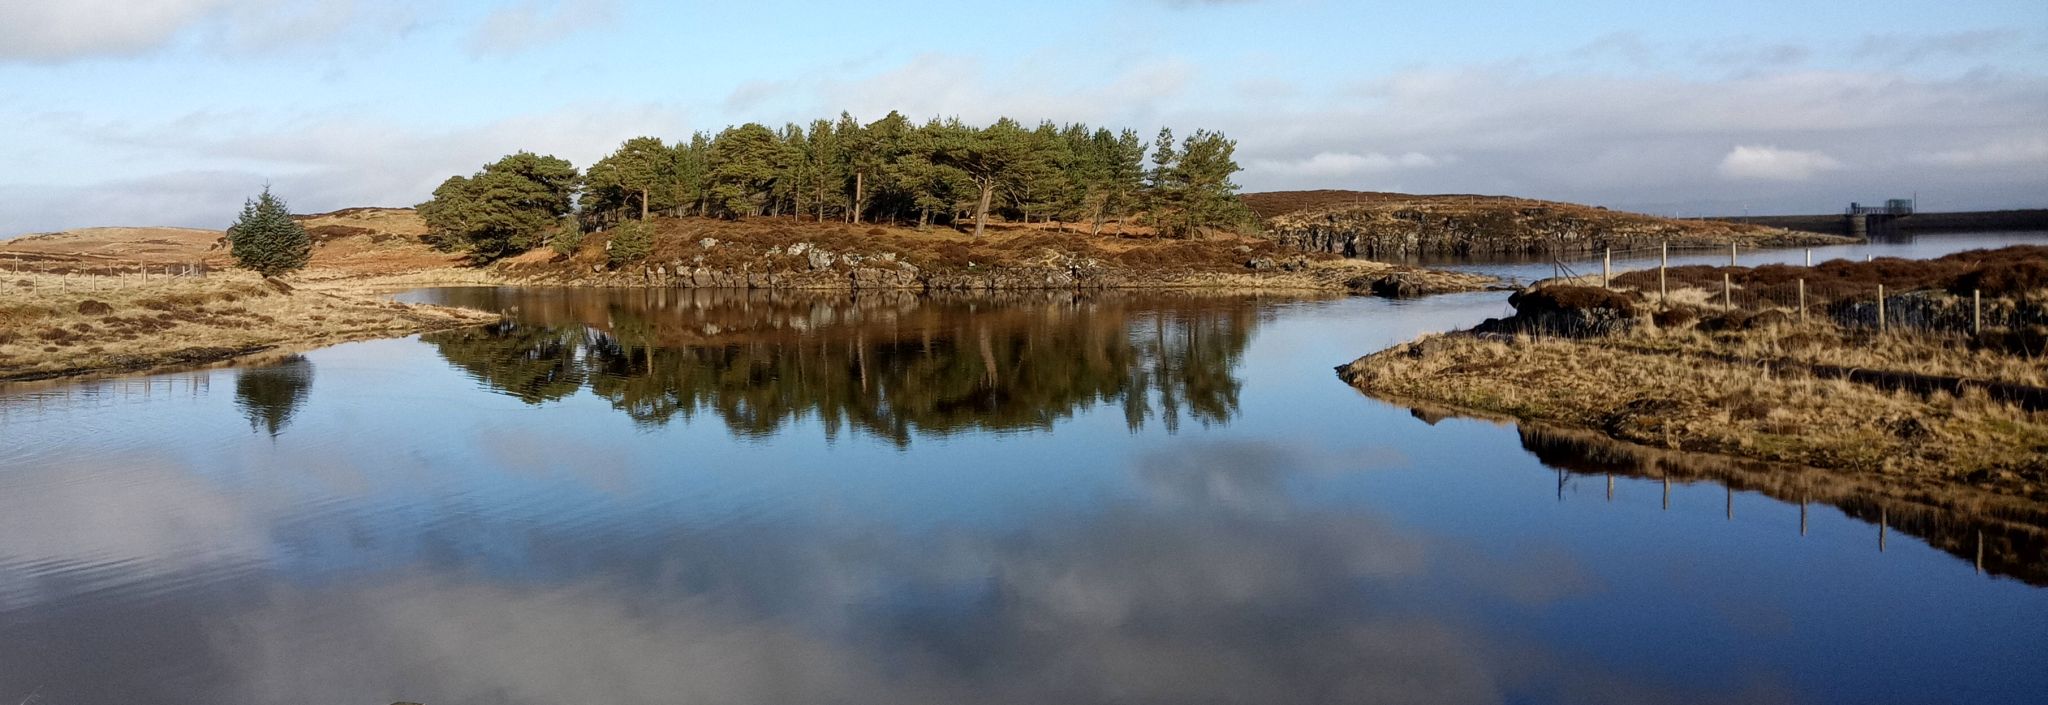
top-left (1659, 241), bottom-right (1668, 300)
top-left (1723, 272), bottom-right (1732, 309)
top-left (1877, 284), bottom-right (1886, 332)
top-left (1602, 247), bottom-right (1611, 288)
top-left (1805, 248), bottom-right (1812, 267)
top-left (1974, 289), bottom-right (1983, 335)
top-left (1797, 279), bottom-right (1806, 321)
top-left (1730, 242), bottom-right (1738, 267)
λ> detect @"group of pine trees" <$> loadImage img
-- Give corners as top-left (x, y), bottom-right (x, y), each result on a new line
top-left (417, 112), bottom-right (1252, 261)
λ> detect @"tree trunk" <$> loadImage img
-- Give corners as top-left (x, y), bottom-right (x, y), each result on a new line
top-left (853, 171), bottom-right (865, 224)
top-left (974, 181), bottom-right (994, 237)
top-left (639, 188), bottom-right (649, 220)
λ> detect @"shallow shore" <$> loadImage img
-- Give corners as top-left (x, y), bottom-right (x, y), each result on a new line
top-left (0, 271), bottom-right (500, 383)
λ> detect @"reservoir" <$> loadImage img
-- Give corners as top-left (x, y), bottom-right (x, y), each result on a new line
top-left (1, 236), bottom-right (2042, 704)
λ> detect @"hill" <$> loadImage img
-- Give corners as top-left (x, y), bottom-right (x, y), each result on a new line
top-left (0, 208), bottom-right (466, 277)
top-left (1242, 190), bottom-right (1856, 259)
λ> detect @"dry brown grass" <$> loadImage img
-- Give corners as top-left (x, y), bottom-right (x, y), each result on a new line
top-left (1613, 245), bottom-right (2048, 299)
top-left (1342, 330), bottom-right (2048, 502)
top-left (0, 270), bottom-right (497, 381)
top-left (1611, 319), bottom-right (2048, 387)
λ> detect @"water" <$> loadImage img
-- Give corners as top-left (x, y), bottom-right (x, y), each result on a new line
top-left (3, 242), bottom-right (2045, 704)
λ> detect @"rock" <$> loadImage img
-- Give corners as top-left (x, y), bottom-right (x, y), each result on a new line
top-left (1367, 274), bottom-right (1425, 298)
top-left (698, 237), bottom-right (719, 249)
top-left (807, 249), bottom-right (837, 270)
top-left (1472, 285), bottom-right (1641, 337)
top-left (1246, 257), bottom-right (1276, 270)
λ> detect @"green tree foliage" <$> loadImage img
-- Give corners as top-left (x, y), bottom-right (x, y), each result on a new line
top-left (932, 117), bottom-right (1046, 237)
top-left (225, 187), bottom-right (312, 277)
top-left (706, 123), bottom-right (790, 218)
top-left (606, 220), bottom-right (653, 266)
top-left (1142, 128), bottom-right (1251, 237)
top-left (418, 152), bottom-right (580, 260)
top-left (423, 113), bottom-right (1245, 242)
top-left (673, 132), bottom-right (713, 216)
top-left (584, 136), bottom-right (676, 222)
top-left (549, 220), bottom-right (585, 256)
top-left (1175, 129), bottom-right (1254, 235)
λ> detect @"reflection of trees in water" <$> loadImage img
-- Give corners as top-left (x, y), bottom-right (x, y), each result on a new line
top-left (234, 356), bottom-right (313, 436)
top-left (423, 292), bottom-right (1256, 444)
top-left (1515, 424), bottom-right (2048, 586)
top-left (428, 323), bottom-right (589, 404)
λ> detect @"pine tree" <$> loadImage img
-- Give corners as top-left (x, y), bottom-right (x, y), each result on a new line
top-left (417, 151), bottom-right (580, 260)
top-left (226, 187), bottom-right (312, 277)
top-left (1144, 128), bottom-right (1184, 234)
top-left (1176, 129), bottom-right (1250, 235)
top-left (607, 220), bottom-right (653, 266)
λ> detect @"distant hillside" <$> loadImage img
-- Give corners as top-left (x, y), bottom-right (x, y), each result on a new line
top-left (1242, 190), bottom-right (1855, 259)
top-left (0, 208), bottom-right (463, 276)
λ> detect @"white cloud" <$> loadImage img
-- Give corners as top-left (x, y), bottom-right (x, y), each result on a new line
top-left (466, 0), bottom-right (619, 57)
top-left (0, 0), bottom-right (425, 61)
top-left (1254, 151), bottom-right (1444, 179)
top-left (1715, 145), bottom-right (1844, 181)
top-left (1917, 136), bottom-right (2048, 168)
top-left (1852, 29), bottom-right (2023, 65)
top-left (0, 0), bottom-right (248, 60)
top-left (0, 103), bottom-right (692, 234)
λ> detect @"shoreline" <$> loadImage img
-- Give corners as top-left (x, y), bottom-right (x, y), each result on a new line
top-left (1340, 331), bottom-right (2047, 507)
top-left (0, 271), bottom-right (501, 384)
top-left (3, 260), bottom-right (1494, 385)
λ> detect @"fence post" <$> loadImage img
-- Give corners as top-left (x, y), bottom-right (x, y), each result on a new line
top-left (1659, 241), bottom-right (1668, 300)
top-left (1797, 279), bottom-right (1806, 321)
top-left (1805, 248), bottom-right (1812, 267)
top-left (1602, 247), bottom-right (1611, 289)
top-left (1974, 289), bottom-right (1982, 335)
top-left (1723, 272), bottom-right (1732, 309)
top-left (1730, 242), bottom-right (1738, 267)
top-left (1877, 284), bottom-right (1886, 332)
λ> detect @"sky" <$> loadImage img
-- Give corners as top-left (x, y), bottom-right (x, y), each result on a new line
top-left (1, 0), bottom-right (2044, 236)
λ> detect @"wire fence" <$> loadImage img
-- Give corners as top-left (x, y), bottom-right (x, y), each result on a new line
top-left (1570, 244), bottom-right (2042, 339)
top-left (1, 260), bottom-right (216, 295)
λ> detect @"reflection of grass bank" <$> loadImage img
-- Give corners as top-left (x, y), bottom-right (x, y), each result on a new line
top-left (0, 271), bottom-right (497, 382)
top-left (1340, 271), bottom-right (2048, 506)
top-left (1507, 419), bottom-right (2048, 585)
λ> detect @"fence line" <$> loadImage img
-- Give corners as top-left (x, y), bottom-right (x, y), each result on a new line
top-left (1562, 242), bottom-right (2043, 340)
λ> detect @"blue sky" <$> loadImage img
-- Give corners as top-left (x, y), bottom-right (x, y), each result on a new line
top-left (1, 0), bottom-right (2044, 235)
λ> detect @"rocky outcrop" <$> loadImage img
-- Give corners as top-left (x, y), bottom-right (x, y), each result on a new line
top-left (512, 239), bottom-right (1499, 298)
top-left (1470, 285), bottom-right (1642, 337)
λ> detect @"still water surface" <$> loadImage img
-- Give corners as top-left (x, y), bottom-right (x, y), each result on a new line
top-left (2, 235), bottom-right (2045, 705)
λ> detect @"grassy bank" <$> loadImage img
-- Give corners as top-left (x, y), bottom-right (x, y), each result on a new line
top-left (0, 271), bottom-right (498, 382)
top-left (1340, 248), bottom-right (2048, 505)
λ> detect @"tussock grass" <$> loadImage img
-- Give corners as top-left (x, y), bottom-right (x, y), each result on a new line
top-left (0, 271), bottom-right (497, 381)
top-left (1342, 325), bottom-right (2048, 502)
